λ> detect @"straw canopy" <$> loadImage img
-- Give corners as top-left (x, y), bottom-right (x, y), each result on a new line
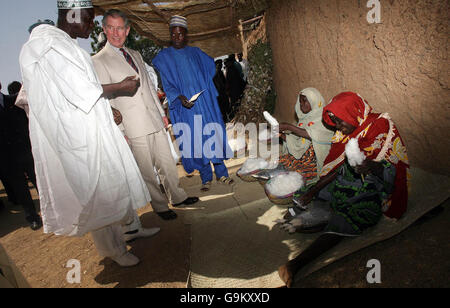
top-left (92, 0), bottom-right (269, 57)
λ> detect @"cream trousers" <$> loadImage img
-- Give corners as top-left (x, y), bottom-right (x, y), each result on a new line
top-left (90, 207), bottom-right (141, 258)
top-left (129, 130), bottom-right (187, 212)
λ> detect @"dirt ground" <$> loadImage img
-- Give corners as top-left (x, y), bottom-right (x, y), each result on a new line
top-left (297, 199), bottom-right (450, 288)
top-left (0, 185), bottom-right (190, 288)
top-left (0, 184), bottom-right (449, 288)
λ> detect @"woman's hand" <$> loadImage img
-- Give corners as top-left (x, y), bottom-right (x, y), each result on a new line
top-left (354, 159), bottom-right (384, 177)
top-left (279, 122), bottom-right (311, 140)
top-left (293, 191), bottom-right (314, 210)
top-left (278, 122), bottom-right (291, 132)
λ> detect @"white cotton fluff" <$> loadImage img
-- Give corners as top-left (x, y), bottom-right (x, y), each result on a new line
top-left (263, 111), bottom-right (279, 127)
top-left (266, 172), bottom-right (305, 197)
top-left (228, 138), bottom-right (246, 152)
top-left (345, 138), bottom-right (366, 167)
top-left (239, 158), bottom-right (270, 174)
top-left (258, 128), bottom-right (278, 141)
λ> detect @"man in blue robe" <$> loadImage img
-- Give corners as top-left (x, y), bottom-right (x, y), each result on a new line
top-left (153, 16), bottom-right (234, 191)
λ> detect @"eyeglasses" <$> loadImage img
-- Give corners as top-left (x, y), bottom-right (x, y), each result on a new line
top-left (105, 25), bottom-right (127, 32)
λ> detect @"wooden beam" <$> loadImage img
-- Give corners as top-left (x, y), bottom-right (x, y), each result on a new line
top-left (189, 26), bottom-right (233, 38)
top-left (122, 6), bottom-right (166, 44)
top-left (155, 0), bottom-right (218, 10)
top-left (241, 15), bottom-right (263, 25)
top-left (183, 4), bottom-right (229, 17)
top-left (142, 0), bottom-right (170, 24)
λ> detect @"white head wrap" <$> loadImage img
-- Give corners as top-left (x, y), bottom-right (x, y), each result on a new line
top-left (284, 87), bottom-right (334, 179)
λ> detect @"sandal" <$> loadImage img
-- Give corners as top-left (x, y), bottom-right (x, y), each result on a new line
top-left (218, 176), bottom-right (235, 185)
top-left (201, 181), bottom-right (212, 192)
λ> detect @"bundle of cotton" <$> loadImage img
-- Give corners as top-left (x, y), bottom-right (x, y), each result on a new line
top-left (266, 172), bottom-right (304, 197)
top-left (345, 138), bottom-right (366, 167)
top-left (258, 127), bottom-right (278, 141)
top-left (228, 137), bottom-right (246, 152)
top-left (263, 111), bottom-right (279, 129)
top-left (239, 158), bottom-right (270, 174)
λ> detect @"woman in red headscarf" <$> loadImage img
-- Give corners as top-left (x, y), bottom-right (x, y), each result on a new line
top-left (278, 92), bottom-right (410, 287)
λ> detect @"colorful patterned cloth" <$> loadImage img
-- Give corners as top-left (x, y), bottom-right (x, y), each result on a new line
top-left (279, 145), bottom-right (318, 183)
top-left (321, 92), bottom-right (410, 220)
top-left (322, 161), bottom-right (396, 236)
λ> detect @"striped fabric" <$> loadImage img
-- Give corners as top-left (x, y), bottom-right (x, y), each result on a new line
top-left (279, 145), bottom-right (318, 183)
top-left (120, 48), bottom-right (139, 74)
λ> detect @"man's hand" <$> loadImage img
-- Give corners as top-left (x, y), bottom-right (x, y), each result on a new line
top-left (162, 116), bottom-right (170, 129)
top-left (111, 107), bottom-right (122, 125)
top-left (102, 76), bottom-right (140, 99)
top-left (179, 95), bottom-right (194, 109)
top-left (119, 76), bottom-right (140, 96)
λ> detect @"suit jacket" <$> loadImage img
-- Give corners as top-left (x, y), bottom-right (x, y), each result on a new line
top-left (0, 93), bottom-right (31, 157)
top-left (92, 42), bottom-right (165, 138)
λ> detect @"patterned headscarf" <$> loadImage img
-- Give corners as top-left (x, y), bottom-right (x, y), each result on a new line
top-left (322, 91), bottom-right (372, 129)
top-left (321, 92), bottom-right (409, 219)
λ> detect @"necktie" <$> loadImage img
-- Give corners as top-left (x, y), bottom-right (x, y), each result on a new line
top-left (120, 48), bottom-right (139, 74)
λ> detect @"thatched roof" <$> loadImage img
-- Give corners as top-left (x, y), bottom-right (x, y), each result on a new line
top-left (92, 0), bottom-right (270, 57)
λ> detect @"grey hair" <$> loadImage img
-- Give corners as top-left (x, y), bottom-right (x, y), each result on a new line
top-left (102, 9), bottom-right (130, 28)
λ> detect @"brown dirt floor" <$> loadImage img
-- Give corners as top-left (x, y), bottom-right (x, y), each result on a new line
top-left (297, 199), bottom-right (450, 288)
top-left (0, 184), bottom-right (449, 288)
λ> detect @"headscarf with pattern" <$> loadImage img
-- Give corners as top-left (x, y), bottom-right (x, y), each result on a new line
top-left (321, 91), bottom-right (409, 219)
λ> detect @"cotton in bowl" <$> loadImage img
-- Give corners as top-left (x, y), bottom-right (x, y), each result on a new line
top-left (237, 158), bottom-right (270, 182)
top-left (264, 172), bottom-right (305, 205)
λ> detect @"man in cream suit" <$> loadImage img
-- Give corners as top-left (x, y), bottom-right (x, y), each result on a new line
top-left (92, 9), bottom-right (198, 224)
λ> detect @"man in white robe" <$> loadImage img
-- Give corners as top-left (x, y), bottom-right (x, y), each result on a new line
top-left (19, 1), bottom-right (156, 266)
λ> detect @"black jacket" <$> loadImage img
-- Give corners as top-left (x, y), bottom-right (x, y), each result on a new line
top-left (0, 93), bottom-right (31, 159)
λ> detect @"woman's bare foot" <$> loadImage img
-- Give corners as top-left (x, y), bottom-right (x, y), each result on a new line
top-left (278, 263), bottom-right (295, 288)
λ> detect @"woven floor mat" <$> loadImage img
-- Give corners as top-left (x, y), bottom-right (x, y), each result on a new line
top-left (187, 168), bottom-right (450, 288)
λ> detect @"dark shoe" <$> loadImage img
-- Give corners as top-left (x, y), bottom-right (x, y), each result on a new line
top-left (156, 210), bottom-right (177, 220)
top-left (173, 197), bottom-right (199, 207)
top-left (30, 219), bottom-right (42, 231)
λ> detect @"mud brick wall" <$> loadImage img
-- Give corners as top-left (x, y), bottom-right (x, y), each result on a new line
top-left (266, 0), bottom-right (449, 174)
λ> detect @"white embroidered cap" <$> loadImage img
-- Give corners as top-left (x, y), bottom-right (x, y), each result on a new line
top-left (57, 0), bottom-right (94, 9)
top-left (170, 15), bottom-right (188, 29)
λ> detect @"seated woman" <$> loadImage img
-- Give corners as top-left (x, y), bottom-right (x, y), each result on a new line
top-left (277, 91), bottom-right (410, 287)
top-left (256, 88), bottom-right (333, 184)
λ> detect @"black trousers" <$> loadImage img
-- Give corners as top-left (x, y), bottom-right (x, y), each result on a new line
top-left (0, 150), bottom-right (38, 222)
